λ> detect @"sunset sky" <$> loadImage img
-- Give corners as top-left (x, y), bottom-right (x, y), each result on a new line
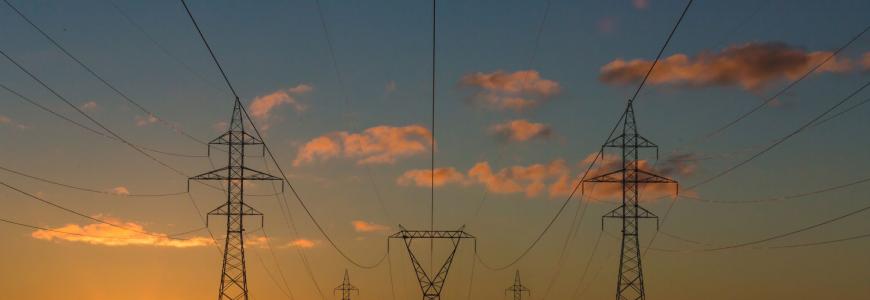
top-left (1, 0), bottom-right (870, 299)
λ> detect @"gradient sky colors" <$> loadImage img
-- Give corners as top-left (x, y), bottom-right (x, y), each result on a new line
top-left (1, 0), bottom-right (870, 299)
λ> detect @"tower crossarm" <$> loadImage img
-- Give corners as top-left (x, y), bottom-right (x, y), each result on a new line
top-left (584, 169), bottom-right (678, 185)
top-left (209, 131), bottom-right (263, 146)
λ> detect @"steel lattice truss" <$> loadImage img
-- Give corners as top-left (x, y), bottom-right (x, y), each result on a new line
top-left (189, 99), bottom-right (282, 300)
top-left (390, 225), bottom-right (475, 300)
top-left (584, 100), bottom-right (678, 300)
top-left (334, 269), bottom-right (359, 300)
top-left (505, 270), bottom-right (530, 300)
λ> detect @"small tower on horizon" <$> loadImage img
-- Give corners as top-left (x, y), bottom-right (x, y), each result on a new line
top-left (334, 269), bottom-right (359, 300)
top-left (505, 270), bottom-right (530, 300)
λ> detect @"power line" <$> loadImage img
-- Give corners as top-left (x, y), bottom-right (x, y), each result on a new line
top-left (689, 79), bottom-right (870, 188)
top-left (0, 82), bottom-right (207, 158)
top-left (179, 0), bottom-right (239, 99)
top-left (104, 0), bottom-right (227, 94)
top-left (682, 174), bottom-right (870, 204)
top-left (1, 0), bottom-right (208, 145)
top-left (475, 0), bottom-right (694, 271)
top-left (695, 24), bottom-right (870, 143)
top-left (0, 164), bottom-right (187, 197)
top-left (0, 180), bottom-right (202, 239)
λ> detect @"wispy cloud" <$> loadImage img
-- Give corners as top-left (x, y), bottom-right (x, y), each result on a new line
top-left (293, 125), bottom-right (432, 166)
top-left (135, 114), bottom-right (158, 127)
top-left (110, 186), bottom-right (130, 196)
top-left (352, 220), bottom-right (391, 233)
top-left (397, 167), bottom-right (467, 188)
top-left (600, 42), bottom-right (853, 91)
top-left (460, 70), bottom-right (560, 112)
top-left (489, 119), bottom-right (552, 142)
top-left (31, 218), bottom-right (213, 248)
top-left (249, 84), bottom-right (312, 120)
top-left (79, 101), bottom-right (98, 111)
top-left (284, 238), bottom-right (318, 249)
top-left (633, 0), bottom-right (649, 10)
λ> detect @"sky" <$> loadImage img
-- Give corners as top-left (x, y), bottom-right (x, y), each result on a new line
top-left (1, 0), bottom-right (870, 299)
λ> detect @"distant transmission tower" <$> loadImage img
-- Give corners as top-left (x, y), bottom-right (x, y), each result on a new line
top-left (334, 269), bottom-right (359, 300)
top-left (585, 99), bottom-right (678, 300)
top-left (505, 270), bottom-right (530, 300)
top-left (390, 225), bottom-right (475, 300)
top-left (189, 99), bottom-right (283, 300)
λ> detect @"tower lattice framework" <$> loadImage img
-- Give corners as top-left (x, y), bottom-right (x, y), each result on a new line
top-left (190, 99), bottom-right (282, 300)
top-left (585, 99), bottom-right (678, 300)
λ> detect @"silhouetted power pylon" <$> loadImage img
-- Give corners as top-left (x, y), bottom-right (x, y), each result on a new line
top-left (189, 99), bottom-right (282, 300)
top-left (505, 270), bottom-right (530, 300)
top-left (390, 225), bottom-right (475, 300)
top-left (584, 99), bottom-right (678, 300)
top-left (334, 269), bottom-right (359, 300)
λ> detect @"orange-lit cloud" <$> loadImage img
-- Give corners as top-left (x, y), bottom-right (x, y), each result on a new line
top-left (352, 220), bottom-right (390, 233)
top-left (600, 42), bottom-right (853, 90)
top-left (285, 238), bottom-right (318, 249)
top-left (79, 101), bottom-right (98, 111)
top-left (489, 119), bottom-right (552, 142)
top-left (31, 219), bottom-right (213, 248)
top-left (293, 125), bottom-right (432, 166)
top-left (468, 159), bottom-right (572, 198)
top-left (135, 114), bottom-right (158, 127)
top-left (862, 52), bottom-right (870, 71)
top-left (633, 0), bottom-right (649, 9)
top-left (597, 16), bottom-right (618, 35)
top-left (397, 153), bottom-right (693, 201)
top-left (110, 186), bottom-right (130, 196)
top-left (397, 167), bottom-right (467, 187)
top-left (461, 70), bottom-right (560, 112)
top-left (249, 84), bottom-right (311, 120)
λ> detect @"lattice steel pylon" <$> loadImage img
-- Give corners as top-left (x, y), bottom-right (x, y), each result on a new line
top-left (189, 99), bottom-right (282, 300)
top-left (334, 269), bottom-right (359, 300)
top-left (390, 225), bottom-right (475, 300)
top-left (583, 99), bottom-right (678, 300)
top-left (505, 270), bottom-right (530, 300)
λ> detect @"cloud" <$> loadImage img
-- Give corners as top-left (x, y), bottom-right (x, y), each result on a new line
top-left (399, 153), bottom-right (694, 201)
top-left (460, 70), bottom-right (560, 112)
top-left (0, 115), bottom-right (29, 130)
top-left (633, 0), bottom-right (649, 9)
top-left (293, 125), bottom-right (432, 166)
top-left (352, 220), bottom-right (390, 233)
top-left (597, 16), bottom-right (618, 34)
top-left (79, 101), bottom-right (98, 111)
top-left (135, 114), bottom-right (158, 127)
top-left (0, 115), bottom-right (10, 125)
top-left (212, 121), bottom-right (228, 132)
top-left (249, 84), bottom-right (312, 120)
top-left (600, 42), bottom-right (853, 90)
top-left (31, 219), bottom-right (213, 248)
top-left (285, 238), bottom-right (318, 249)
top-left (110, 186), bottom-right (130, 196)
top-left (862, 52), bottom-right (870, 71)
top-left (468, 159), bottom-right (572, 198)
top-left (385, 80), bottom-right (397, 93)
top-left (489, 119), bottom-right (552, 142)
top-left (397, 167), bottom-right (467, 187)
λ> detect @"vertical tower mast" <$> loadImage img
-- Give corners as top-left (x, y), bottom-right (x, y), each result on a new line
top-left (189, 99), bottom-right (282, 300)
top-left (585, 99), bottom-right (677, 300)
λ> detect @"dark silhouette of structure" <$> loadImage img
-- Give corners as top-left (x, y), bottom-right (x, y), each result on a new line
top-left (505, 270), bottom-right (530, 300)
top-left (585, 99), bottom-right (678, 300)
top-left (189, 99), bottom-right (282, 300)
top-left (334, 269), bottom-right (359, 300)
top-left (390, 225), bottom-right (475, 300)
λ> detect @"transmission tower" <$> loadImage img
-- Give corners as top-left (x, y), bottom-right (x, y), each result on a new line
top-left (390, 225), bottom-right (475, 300)
top-left (584, 99), bottom-right (678, 300)
top-left (334, 269), bottom-right (359, 300)
top-left (505, 270), bottom-right (530, 300)
top-left (189, 99), bottom-right (282, 300)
